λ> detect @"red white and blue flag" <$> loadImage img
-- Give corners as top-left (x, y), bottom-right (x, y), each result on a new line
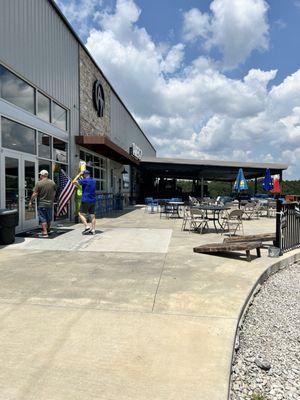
top-left (57, 169), bottom-right (75, 216)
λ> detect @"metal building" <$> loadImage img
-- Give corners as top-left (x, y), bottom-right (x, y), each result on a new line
top-left (0, 0), bottom-right (156, 232)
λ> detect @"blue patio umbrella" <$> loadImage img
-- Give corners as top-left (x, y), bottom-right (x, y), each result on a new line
top-left (233, 168), bottom-right (248, 192)
top-left (262, 168), bottom-right (273, 191)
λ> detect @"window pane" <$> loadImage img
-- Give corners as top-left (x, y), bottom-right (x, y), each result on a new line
top-left (1, 117), bottom-right (36, 154)
top-left (5, 157), bottom-right (19, 211)
top-left (24, 160), bottom-right (36, 220)
top-left (85, 153), bottom-right (93, 165)
top-left (53, 137), bottom-right (67, 163)
top-left (0, 65), bottom-right (35, 113)
top-left (38, 160), bottom-right (52, 179)
top-left (94, 156), bottom-right (100, 166)
top-left (96, 181), bottom-right (100, 191)
top-left (52, 102), bottom-right (67, 131)
top-left (37, 91), bottom-right (50, 122)
top-left (94, 168), bottom-right (100, 179)
top-left (87, 167), bottom-right (93, 177)
top-left (38, 132), bottom-right (51, 159)
top-left (80, 150), bottom-right (85, 161)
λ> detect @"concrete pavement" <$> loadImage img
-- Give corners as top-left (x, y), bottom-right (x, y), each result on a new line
top-left (0, 207), bottom-right (298, 399)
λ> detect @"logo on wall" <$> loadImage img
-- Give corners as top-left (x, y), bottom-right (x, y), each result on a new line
top-left (93, 80), bottom-right (105, 117)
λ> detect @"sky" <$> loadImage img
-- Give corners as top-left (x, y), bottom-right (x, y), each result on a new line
top-left (55, 0), bottom-right (300, 179)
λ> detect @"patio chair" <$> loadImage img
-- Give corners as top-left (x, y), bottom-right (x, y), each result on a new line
top-left (221, 209), bottom-right (244, 236)
top-left (181, 207), bottom-right (208, 233)
top-left (144, 197), bottom-right (158, 213)
top-left (257, 200), bottom-right (268, 217)
top-left (159, 200), bottom-right (173, 218)
top-left (267, 200), bottom-right (277, 217)
top-left (189, 196), bottom-right (199, 206)
top-left (243, 202), bottom-right (259, 220)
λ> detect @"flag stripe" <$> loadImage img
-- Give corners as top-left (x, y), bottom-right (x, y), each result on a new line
top-left (57, 169), bottom-right (75, 216)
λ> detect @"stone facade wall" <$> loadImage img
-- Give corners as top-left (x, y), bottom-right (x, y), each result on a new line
top-left (79, 46), bottom-right (110, 136)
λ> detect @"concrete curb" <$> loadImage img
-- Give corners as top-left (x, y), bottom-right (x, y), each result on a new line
top-left (227, 250), bottom-right (300, 399)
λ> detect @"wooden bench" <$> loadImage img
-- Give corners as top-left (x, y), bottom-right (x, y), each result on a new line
top-left (223, 233), bottom-right (275, 245)
top-left (193, 241), bottom-right (262, 262)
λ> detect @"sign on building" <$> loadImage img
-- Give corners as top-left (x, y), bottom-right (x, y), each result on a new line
top-left (129, 143), bottom-right (142, 160)
top-left (93, 80), bottom-right (105, 117)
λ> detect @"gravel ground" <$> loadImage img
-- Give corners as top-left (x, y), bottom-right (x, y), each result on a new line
top-left (230, 263), bottom-right (300, 400)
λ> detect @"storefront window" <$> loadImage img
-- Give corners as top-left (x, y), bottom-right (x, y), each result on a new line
top-left (38, 132), bottom-right (51, 159)
top-left (38, 160), bottom-right (52, 179)
top-left (53, 163), bottom-right (68, 220)
top-left (52, 102), bottom-right (67, 131)
top-left (0, 64), bottom-right (35, 114)
top-left (37, 91), bottom-right (51, 122)
top-left (53, 137), bottom-right (68, 163)
top-left (94, 168), bottom-right (100, 179)
top-left (111, 169), bottom-right (114, 190)
top-left (80, 149), bottom-right (106, 192)
top-left (1, 117), bottom-right (36, 154)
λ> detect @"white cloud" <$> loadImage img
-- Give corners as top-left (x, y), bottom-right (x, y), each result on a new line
top-left (182, 8), bottom-right (210, 42)
top-left (55, 0), bottom-right (102, 35)
top-left (84, 0), bottom-right (299, 178)
top-left (183, 0), bottom-right (269, 69)
top-left (294, 1), bottom-right (300, 10)
top-left (274, 19), bottom-right (286, 30)
top-left (160, 44), bottom-right (185, 74)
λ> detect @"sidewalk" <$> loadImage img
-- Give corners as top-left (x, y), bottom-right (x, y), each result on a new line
top-left (0, 207), bottom-right (297, 400)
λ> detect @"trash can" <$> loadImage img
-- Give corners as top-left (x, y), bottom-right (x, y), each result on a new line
top-left (0, 209), bottom-right (19, 245)
top-left (114, 194), bottom-right (124, 211)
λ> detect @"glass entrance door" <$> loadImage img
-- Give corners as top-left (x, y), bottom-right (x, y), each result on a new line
top-left (1, 151), bottom-right (38, 232)
top-left (23, 158), bottom-right (37, 230)
top-left (4, 156), bottom-right (20, 216)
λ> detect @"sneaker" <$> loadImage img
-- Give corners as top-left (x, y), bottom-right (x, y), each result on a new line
top-left (89, 229), bottom-right (96, 235)
top-left (82, 227), bottom-right (90, 235)
top-left (39, 233), bottom-right (49, 238)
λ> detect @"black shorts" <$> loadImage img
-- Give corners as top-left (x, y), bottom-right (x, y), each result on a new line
top-left (80, 202), bottom-right (95, 215)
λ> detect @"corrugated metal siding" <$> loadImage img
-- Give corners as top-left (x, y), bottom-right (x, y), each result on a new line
top-left (0, 0), bottom-right (79, 135)
top-left (110, 92), bottom-right (155, 158)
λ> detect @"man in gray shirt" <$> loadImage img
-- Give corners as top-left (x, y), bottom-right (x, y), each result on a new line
top-left (29, 170), bottom-right (56, 237)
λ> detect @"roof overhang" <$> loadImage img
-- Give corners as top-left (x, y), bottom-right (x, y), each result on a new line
top-left (76, 135), bottom-right (140, 166)
top-left (140, 157), bottom-right (288, 181)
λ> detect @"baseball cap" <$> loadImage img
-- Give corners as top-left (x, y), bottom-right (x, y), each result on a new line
top-left (39, 169), bottom-right (49, 176)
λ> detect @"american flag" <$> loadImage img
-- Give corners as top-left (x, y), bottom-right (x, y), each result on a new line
top-left (57, 169), bottom-right (75, 216)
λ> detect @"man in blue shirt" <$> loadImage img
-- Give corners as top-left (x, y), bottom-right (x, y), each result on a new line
top-left (73, 170), bottom-right (96, 235)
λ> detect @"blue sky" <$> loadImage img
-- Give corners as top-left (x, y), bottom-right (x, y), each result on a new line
top-left (56, 0), bottom-right (300, 178)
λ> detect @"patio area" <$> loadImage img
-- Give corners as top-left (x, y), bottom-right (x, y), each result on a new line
top-left (0, 206), bottom-right (297, 400)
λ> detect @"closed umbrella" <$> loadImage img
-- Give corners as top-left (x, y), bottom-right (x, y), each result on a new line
top-left (271, 175), bottom-right (281, 193)
top-left (262, 168), bottom-right (273, 191)
top-left (233, 168), bottom-right (248, 192)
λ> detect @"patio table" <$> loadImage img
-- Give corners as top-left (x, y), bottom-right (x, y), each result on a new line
top-left (167, 201), bottom-right (185, 218)
top-left (193, 205), bottom-right (230, 233)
